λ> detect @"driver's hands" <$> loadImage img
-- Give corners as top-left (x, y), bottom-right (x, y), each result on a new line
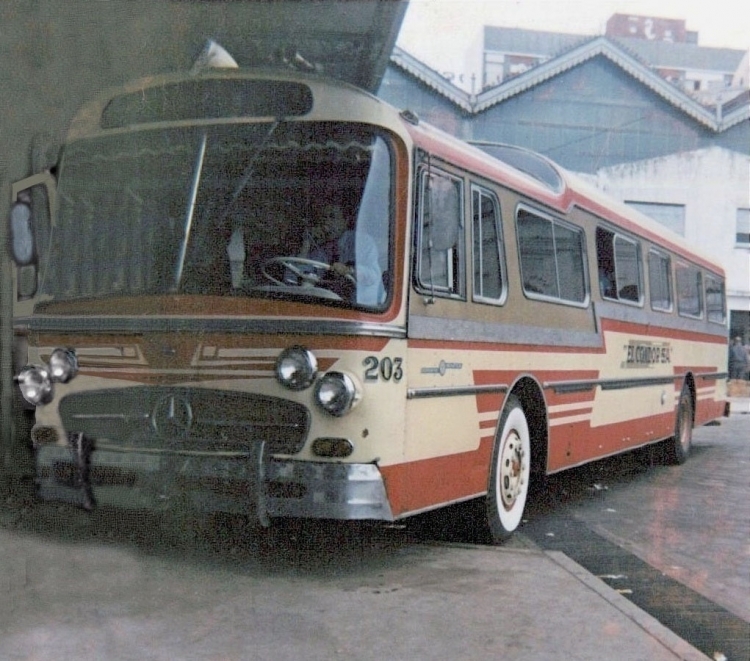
top-left (331, 262), bottom-right (353, 277)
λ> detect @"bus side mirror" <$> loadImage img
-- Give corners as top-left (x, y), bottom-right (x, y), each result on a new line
top-left (9, 170), bottom-right (57, 301)
top-left (9, 200), bottom-right (36, 266)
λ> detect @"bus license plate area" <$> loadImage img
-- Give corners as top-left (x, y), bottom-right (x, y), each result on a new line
top-left (36, 445), bottom-right (264, 516)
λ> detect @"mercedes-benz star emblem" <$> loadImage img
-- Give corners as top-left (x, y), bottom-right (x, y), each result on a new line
top-left (152, 394), bottom-right (194, 438)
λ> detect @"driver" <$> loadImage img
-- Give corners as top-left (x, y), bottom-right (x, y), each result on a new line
top-left (298, 204), bottom-right (383, 305)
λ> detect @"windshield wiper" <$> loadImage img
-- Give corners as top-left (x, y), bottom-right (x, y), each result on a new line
top-left (216, 119), bottom-right (282, 227)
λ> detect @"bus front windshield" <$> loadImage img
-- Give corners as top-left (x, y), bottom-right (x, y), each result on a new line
top-left (44, 122), bottom-right (393, 310)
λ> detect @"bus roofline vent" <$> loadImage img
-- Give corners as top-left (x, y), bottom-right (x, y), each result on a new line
top-left (192, 40), bottom-right (239, 74)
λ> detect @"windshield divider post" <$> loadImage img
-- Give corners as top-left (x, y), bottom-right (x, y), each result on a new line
top-left (174, 131), bottom-right (208, 290)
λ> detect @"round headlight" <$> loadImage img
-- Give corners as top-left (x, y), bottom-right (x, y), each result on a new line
top-left (275, 346), bottom-right (318, 391)
top-left (15, 365), bottom-right (54, 406)
top-left (314, 371), bottom-right (361, 417)
top-left (49, 348), bottom-right (78, 383)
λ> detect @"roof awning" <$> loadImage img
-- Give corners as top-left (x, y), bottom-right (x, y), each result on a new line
top-left (195, 0), bottom-right (409, 92)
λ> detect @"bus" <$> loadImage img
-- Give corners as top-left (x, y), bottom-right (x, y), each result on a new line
top-left (8, 51), bottom-right (728, 541)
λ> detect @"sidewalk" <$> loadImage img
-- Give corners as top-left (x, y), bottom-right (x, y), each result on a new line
top-left (728, 396), bottom-right (750, 414)
top-left (0, 520), bottom-right (709, 661)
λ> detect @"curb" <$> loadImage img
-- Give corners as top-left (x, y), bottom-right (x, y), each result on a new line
top-left (547, 551), bottom-right (711, 661)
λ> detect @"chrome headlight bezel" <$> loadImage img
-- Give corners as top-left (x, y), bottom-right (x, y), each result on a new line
top-left (48, 347), bottom-right (79, 383)
top-left (15, 365), bottom-right (54, 406)
top-left (314, 371), bottom-right (361, 417)
top-left (275, 346), bottom-right (318, 391)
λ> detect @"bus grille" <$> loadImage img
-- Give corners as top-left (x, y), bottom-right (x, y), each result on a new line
top-left (58, 387), bottom-right (310, 455)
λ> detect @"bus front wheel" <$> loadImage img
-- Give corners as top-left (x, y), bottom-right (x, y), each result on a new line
top-left (665, 386), bottom-right (693, 465)
top-left (486, 395), bottom-right (531, 543)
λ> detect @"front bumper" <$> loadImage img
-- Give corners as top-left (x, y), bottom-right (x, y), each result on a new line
top-left (35, 439), bottom-right (393, 523)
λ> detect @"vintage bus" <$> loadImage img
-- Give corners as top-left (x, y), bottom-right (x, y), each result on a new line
top-left (8, 52), bottom-right (728, 541)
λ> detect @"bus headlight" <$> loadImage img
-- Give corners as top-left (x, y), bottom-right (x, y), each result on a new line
top-left (15, 365), bottom-right (54, 406)
top-left (275, 346), bottom-right (318, 391)
top-left (314, 371), bottom-right (361, 417)
top-left (48, 348), bottom-right (78, 383)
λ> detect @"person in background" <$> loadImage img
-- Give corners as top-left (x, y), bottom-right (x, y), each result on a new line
top-left (728, 336), bottom-right (748, 380)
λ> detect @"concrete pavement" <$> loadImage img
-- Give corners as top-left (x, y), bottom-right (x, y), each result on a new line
top-left (0, 513), bottom-right (709, 661)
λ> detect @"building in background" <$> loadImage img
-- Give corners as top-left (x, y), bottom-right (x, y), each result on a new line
top-left (380, 14), bottom-right (750, 341)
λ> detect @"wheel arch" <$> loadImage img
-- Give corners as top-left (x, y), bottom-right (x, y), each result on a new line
top-left (506, 375), bottom-right (548, 477)
top-left (682, 371), bottom-right (696, 426)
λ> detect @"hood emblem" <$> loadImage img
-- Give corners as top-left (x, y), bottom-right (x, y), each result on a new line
top-left (152, 394), bottom-right (194, 438)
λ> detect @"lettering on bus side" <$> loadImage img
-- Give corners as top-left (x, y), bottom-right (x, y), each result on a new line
top-left (622, 340), bottom-right (672, 368)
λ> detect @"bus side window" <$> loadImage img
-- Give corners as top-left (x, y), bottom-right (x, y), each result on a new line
top-left (596, 227), bottom-right (642, 304)
top-left (417, 169), bottom-right (464, 297)
top-left (676, 262), bottom-right (704, 318)
top-left (517, 208), bottom-right (586, 304)
top-left (648, 248), bottom-right (673, 312)
top-left (705, 274), bottom-right (726, 324)
top-left (472, 186), bottom-right (505, 304)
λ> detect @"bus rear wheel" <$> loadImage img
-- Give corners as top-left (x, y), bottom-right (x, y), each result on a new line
top-left (486, 395), bottom-right (531, 543)
top-left (665, 386), bottom-right (693, 465)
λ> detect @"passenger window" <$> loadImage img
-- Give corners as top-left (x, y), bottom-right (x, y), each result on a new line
top-left (675, 262), bottom-right (703, 318)
top-left (596, 227), bottom-right (642, 304)
top-left (648, 249), bottom-right (672, 312)
top-left (705, 274), bottom-right (726, 324)
top-left (472, 186), bottom-right (505, 303)
top-left (517, 208), bottom-right (586, 304)
top-left (416, 168), bottom-right (464, 297)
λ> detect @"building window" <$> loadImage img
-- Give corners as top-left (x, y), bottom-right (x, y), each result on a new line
top-left (517, 207), bottom-right (587, 304)
top-left (625, 201), bottom-right (686, 236)
top-left (648, 249), bottom-right (672, 312)
top-left (471, 186), bottom-right (506, 304)
top-left (416, 168), bottom-right (464, 297)
top-left (737, 208), bottom-right (750, 246)
top-left (675, 262), bottom-right (703, 319)
top-left (596, 227), bottom-right (642, 304)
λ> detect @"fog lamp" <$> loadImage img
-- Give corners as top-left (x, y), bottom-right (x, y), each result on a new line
top-left (275, 346), bottom-right (317, 391)
top-left (314, 371), bottom-right (361, 417)
top-left (48, 348), bottom-right (78, 383)
top-left (32, 426), bottom-right (60, 446)
top-left (15, 365), bottom-right (53, 406)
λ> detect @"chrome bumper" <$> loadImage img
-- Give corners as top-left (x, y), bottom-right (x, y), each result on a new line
top-left (34, 440), bottom-right (393, 523)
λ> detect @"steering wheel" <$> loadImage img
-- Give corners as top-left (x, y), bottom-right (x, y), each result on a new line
top-left (261, 256), bottom-right (356, 286)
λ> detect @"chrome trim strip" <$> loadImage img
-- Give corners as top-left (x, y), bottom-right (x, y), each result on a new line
top-left (698, 372), bottom-right (727, 380)
top-left (18, 316), bottom-right (406, 338)
top-left (544, 374), bottom-right (681, 394)
top-left (407, 383), bottom-right (509, 399)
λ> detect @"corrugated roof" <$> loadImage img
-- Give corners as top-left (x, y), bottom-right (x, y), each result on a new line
top-left (483, 26), bottom-right (746, 73)
top-left (390, 38), bottom-right (749, 132)
top-left (483, 26), bottom-right (585, 57)
top-left (615, 37), bottom-right (746, 72)
top-left (389, 47), bottom-right (473, 111)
